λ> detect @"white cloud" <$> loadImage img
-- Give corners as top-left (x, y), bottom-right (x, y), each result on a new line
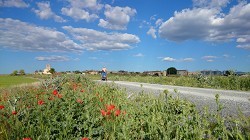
top-left (202, 55), bottom-right (217, 62)
top-left (33, 2), bottom-right (66, 22)
top-left (161, 57), bottom-right (195, 62)
top-left (0, 18), bottom-right (82, 53)
top-left (133, 53), bottom-right (144, 57)
top-left (155, 19), bottom-right (163, 27)
top-left (147, 27), bottom-right (157, 39)
top-left (0, 0), bottom-right (29, 8)
top-left (162, 57), bottom-right (176, 62)
top-left (98, 4), bottom-right (136, 30)
top-left (202, 55), bottom-right (217, 59)
top-left (159, 2), bottom-right (250, 50)
top-left (61, 0), bottom-right (102, 22)
top-left (63, 26), bottom-right (140, 51)
top-left (35, 55), bottom-right (70, 61)
top-left (236, 44), bottom-right (250, 50)
top-left (182, 58), bottom-right (195, 62)
top-left (193, 0), bottom-right (229, 9)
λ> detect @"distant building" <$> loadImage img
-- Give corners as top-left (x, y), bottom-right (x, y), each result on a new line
top-left (201, 70), bottom-right (222, 76)
top-left (86, 70), bottom-right (98, 75)
top-left (43, 64), bottom-right (51, 74)
top-left (177, 70), bottom-right (188, 76)
top-left (143, 71), bottom-right (162, 76)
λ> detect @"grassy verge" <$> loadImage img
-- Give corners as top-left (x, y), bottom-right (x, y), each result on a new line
top-left (0, 75), bottom-right (249, 139)
top-left (87, 74), bottom-right (250, 91)
top-left (0, 75), bottom-right (39, 88)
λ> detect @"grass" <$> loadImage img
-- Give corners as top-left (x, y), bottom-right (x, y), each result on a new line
top-left (0, 75), bottom-right (38, 88)
top-left (0, 75), bottom-right (249, 139)
top-left (87, 74), bottom-right (250, 91)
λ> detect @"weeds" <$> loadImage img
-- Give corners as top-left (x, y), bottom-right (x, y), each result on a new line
top-left (0, 75), bottom-right (249, 139)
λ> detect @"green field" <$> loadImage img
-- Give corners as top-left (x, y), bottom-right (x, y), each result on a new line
top-left (0, 75), bottom-right (38, 88)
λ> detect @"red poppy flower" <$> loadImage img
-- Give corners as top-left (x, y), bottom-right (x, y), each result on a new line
top-left (100, 109), bottom-right (106, 116)
top-left (106, 111), bottom-right (111, 115)
top-left (81, 137), bottom-right (89, 140)
top-left (52, 90), bottom-right (58, 95)
top-left (114, 109), bottom-right (121, 116)
top-left (106, 104), bottom-right (115, 111)
top-left (23, 138), bottom-right (32, 140)
top-left (12, 111), bottom-right (17, 115)
top-left (77, 99), bottom-right (83, 104)
top-left (0, 105), bottom-right (4, 110)
top-left (38, 100), bottom-right (45, 105)
top-left (80, 89), bottom-right (84, 92)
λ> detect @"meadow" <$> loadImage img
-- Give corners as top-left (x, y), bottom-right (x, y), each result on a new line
top-left (87, 73), bottom-right (250, 91)
top-left (0, 75), bottom-right (39, 88)
top-left (0, 75), bottom-right (249, 139)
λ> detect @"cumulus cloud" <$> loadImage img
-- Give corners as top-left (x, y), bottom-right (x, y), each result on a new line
top-left (33, 1), bottom-right (66, 22)
top-left (147, 27), bottom-right (157, 39)
top-left (0, 0), bottom-right (28, 8)
top-left (202, 55), bottom-right (217, 62)
top-left (159, 1), bottom-right (250, 50)
top-left (35, 55), bottom-right (70, 61)
top-left (98, 4), bottom-right (136, 30)
top-left (61, 0), bottom-right (101, 22)
top-left (162, 57), bottom-right (177, 62)
top-left (0, 18), bottom-right (82, 53)
top-left (63, 26), bottom-right (140, 51)
top-left (133, 53), bottom-right (144, 57)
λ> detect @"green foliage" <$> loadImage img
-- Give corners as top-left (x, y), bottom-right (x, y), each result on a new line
top-left (19, 69), bottom-right (25, 75)
top-left (10, 70), bottom-right (18, 76)
top-left (49, 68), bottom-right (56, 74)
top-left (0, 75), bottom-right (249, 139)
top-left (88, 74), bottom-right (250, 91)
top-left (166, 67), bottom-right (177, 75)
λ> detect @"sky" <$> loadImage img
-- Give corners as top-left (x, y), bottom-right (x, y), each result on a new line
top-left (0, 0), bottom-right (250, 74)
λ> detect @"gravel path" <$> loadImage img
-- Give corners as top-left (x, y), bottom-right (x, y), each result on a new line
top-left (95, 80), bottom-right (250, 117)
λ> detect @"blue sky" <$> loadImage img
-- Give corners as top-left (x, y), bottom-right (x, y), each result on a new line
top-left (0, 0), bottom-right (250, 74)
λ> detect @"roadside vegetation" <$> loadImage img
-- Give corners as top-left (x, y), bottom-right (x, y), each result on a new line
top-left (0, 75), bottom-right (249, 139)
top-left (87, 73), bottom-right (250, 91)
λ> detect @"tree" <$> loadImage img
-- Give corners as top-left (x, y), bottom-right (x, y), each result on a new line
top-left (166, 67), bottom-right (177, 75)
top-left (10, 70), bottom-right (18, 76)
top-left (19, 69), bottom-right (25, 75)
top-left (49, 68), bottom-right (56, 74)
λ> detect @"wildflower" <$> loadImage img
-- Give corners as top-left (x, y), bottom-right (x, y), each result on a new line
top-left (53, 90), bottom-right (58, 95)
top-left (100, 109), bottom-right (106, 116)
top-left (80, 89), bottom-right (84, 92)
top-left (23, 138), bottom-right (32, 140)
top-left (114, 109), bottom-right (121, 116)
top-left (106, 104), bottom-right (115, 111)
top-left (77, 99), bottom-right (83, 104)
top-left (12, 111), bottom-right (17, 115)
top-left (38, 100), bottom-right (45, 105)
top-left (106, 111), bottom-right (111, 115)
top-left (81, 137), bottom-right (89, 140)
top-left (0, 105), bottom-right (4, 110)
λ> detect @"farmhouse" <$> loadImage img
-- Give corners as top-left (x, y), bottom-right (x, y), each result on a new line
top-left (177, 70), bottom-right (188, 76)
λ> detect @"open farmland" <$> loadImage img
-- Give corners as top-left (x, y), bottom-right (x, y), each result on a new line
top-left (0, 75), bottom-right (39, 88)
top-left (0, 75), bottom-right (249, 139)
